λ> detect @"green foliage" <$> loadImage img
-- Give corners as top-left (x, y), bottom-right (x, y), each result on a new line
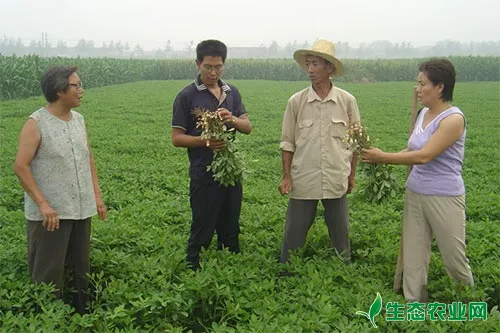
top-left (193, 108), bottom-right (246, 187)
top-left (209, 139), bottom-right (245, 187)
top-left (0, 81), bottom-right (499, 331)
top-left (360, 163), bottom-right (401, 203)
top-left (344, 122), bottom-right (401, 203)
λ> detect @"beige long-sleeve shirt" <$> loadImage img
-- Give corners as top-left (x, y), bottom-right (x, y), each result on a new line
top-left (280, 85), bottom-right (361, 199)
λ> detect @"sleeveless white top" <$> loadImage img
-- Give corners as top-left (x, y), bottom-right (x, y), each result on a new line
top-left (25, 108), bottom-right (97, 220)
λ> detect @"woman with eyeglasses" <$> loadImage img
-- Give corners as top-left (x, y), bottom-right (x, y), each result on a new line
top-left (13, 65), bottom-right (107, 314)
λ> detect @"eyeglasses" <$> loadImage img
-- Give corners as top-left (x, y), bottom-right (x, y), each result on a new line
top-left (202, 65), bottom-right (224, 73)
top-left (69, 82), bottom-right (83, 89)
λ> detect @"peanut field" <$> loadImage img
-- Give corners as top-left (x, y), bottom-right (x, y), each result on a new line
top-left (0, 80), bottom-right (499, 332)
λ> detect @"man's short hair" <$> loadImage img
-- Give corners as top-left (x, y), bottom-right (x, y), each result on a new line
top-left (196, 40), bottom-right (227, 63)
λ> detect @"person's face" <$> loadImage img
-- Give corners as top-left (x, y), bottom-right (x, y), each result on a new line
top-left (57, 72), bottom-right (83, 107)
top-left (196, 56), bottom-right (224, 86)
top-left (305, 55), bottom-right (333, 84)
top-left (416, 71), bottom-right (443, 106)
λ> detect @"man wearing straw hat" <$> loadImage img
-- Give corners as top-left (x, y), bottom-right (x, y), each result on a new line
top-left (278, 39), bottom-right (361, 263)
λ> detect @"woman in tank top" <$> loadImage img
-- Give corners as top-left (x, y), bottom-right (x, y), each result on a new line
top-left (362, 59), bottom-right (474, 302)
top-left (13, 66), bottom-right (107, 314)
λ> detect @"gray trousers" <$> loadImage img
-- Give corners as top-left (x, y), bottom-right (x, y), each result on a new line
top-left (27, 218), bottom-right (91, 314)
top-left (280, 196), bottom-right (350, 263)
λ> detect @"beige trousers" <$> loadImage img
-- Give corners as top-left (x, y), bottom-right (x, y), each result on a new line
top-left (402, 188), bottom-right (474, 302)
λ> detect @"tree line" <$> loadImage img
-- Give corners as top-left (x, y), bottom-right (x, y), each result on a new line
top-left (1, 35), bottom-right (499, 59)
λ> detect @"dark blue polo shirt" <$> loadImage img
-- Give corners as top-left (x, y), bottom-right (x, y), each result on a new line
top-left (172, 76), bottom-right (247, 180)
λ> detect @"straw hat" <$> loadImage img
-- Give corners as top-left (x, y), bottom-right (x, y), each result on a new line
top-left (293, 39), bottom-right (344, 77)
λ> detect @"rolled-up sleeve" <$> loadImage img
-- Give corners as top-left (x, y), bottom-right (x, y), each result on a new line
top-left (280, 97), bottom-right (296, 152)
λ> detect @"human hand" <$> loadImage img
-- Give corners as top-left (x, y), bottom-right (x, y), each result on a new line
top-left (40, 202), bottom-right (59, 231)
top-left (205, 138), bottom-right (226, 151)
top-left (96, 197), bottom-right (107, 221)
top-left (217, 108), bottom-right (235, 124)
top-left (361, 147), bottom-right (385, 163)
top-left (278, 176), bottom-right (292, 195)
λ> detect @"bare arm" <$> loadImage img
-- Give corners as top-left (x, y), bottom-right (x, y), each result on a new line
top-left (232, 114), bottom-right (252, 134)
top-left (278, 98), bottom-right (296, 195)
top-left (347, 152), bottom-right (358, 193)
top-left (86, 129), bottom-right (107, 220)
top-left (409, 86), bottom-right (419, 136)
top-left (363, 114), bottom-right (465, 165)
top-left (217, 108), bottom-right (252, 134)
top-left (13, 119), bottom-right (59, 231)
top-left (407, 86), bottom-right (419, 175)
top-left (171, 127), bottom-right (204, 148)
top-left (282, 150), bottom-right (293, 178)
top-left (14, 119), bottom-right (44, 205)
top-left (171, 127), bottom-right (227, 150)
top-left (347, 96), bottom-right (361, 193)
top-left (279, 150), bottom-right (294, 195)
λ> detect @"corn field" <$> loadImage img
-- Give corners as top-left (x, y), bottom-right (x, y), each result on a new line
top-left (0, 54), bottom-right (498, 100)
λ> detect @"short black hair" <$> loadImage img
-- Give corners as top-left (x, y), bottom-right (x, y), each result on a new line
top-left (419, 58), bottom-right (456, 102)
top-left (40, 66), bottom-right (78, 103)
top-left (196, 40), bottom-right (227, 63)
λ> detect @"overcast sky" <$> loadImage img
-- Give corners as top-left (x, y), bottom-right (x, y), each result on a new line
top-left (1, 0), bottom-right (499, 50)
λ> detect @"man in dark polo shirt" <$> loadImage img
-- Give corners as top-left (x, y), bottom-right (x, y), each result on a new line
top-left (171, 39), bottom-right (252, 270)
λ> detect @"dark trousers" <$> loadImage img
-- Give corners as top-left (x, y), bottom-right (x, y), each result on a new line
top-left (187, 178), bottom-right (243, 268)
top-left (27, 218), bottom-right (91, 314)
top-left (280, 197), bottom-right (351, 263)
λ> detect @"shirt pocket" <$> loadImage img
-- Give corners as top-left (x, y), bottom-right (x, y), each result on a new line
top-left (296, 118), bottom-right (314, 147)
top-left (299, 119), bottom-right (313, 129)
top-left (331, 117), bottom-right (347, 138)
